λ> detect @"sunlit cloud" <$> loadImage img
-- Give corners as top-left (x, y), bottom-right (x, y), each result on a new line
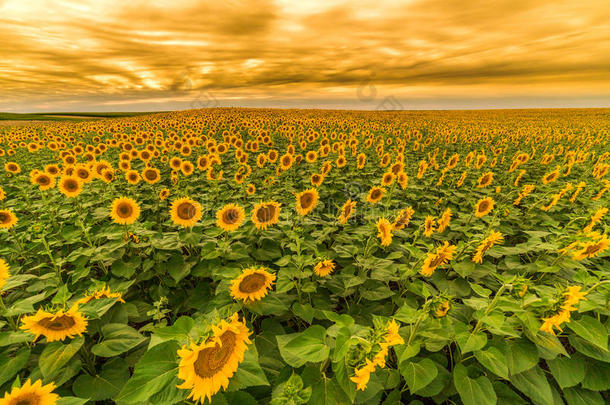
top-left (1, 0), bottom-right (609, 111)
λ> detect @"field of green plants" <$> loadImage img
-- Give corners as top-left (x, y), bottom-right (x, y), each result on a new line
top-left (0, 108), bottom-right (608, 404)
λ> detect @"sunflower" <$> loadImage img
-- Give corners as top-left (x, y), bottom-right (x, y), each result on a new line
top-left (392, 207), bottom-right (414, 230)
top-left (474, 197), bottom-right (495, 218)
top-left (20, 305), bottom-right (88, 342)
top-left (170, 197), bottom-right (203, 228)
top-left (421, 242), bottom-right (457, 276)
top-left (159, 188), bottom-right (170, 200)
top-left (338, 199), bottom-right (356, 224)
top-left (279, 153), bottom-right (293, 170)
top-left (58, 176), bottom-right (83, 198)
top-left (216, 204), bottom-right (246, 232)
top-left (251, 201), bottom-right (281, 229)
top-left (74, 165), bottom-right (93, 183)
top-left (0, 209), bottom-right (18, 229)
top-left (76, 285), bottom-right (125, 305)
top-left (296, 189), bottom-right (319, 216)
top-left (142, 167), bottom-right (161, 184)
top-left (110, 197), bottom-right (140, 225)
top-left (4, 162), bottom-right (21, 174)
top-left (366, 186), bottom-right (385, 204)
top-left (313, 259), bottom-right (336, 277)
top-left (357, 153), bottom-right (366, 169)
top-left (423, 216), bottom-right (436, 237)
top-left (436, 208), bottom-right (452, 232)
top-left (476, 172), bottom-right (493, 188)
top-left (230, 267), bottom-right (275, 302)
top-left (542, 168), bottom-right (560, 184)
top-left (472, 231), bottom-right (504, 263)
top-left (381, 172), bottom-right (395, 186)
top-left (125, 170), bottom-right (141, 185)
top-left (246, 184), bottom-right (256, 195)
top-left (0, 258), bottom-right (9, 290)
top-left (397, 172), bottom-right (408, 190)
top-left (177, 313), bottom-right (251, 403)
top-left (373, 218), bottom-right (393, 247)
top-left (0, 379), bottom-right (58, 405)
top-left (33, 173), bottom-right (55, 191)
top-left (0, 186), bottom-right (5, 201)
top-left (572, 234), bottom-right (610, 260)
top-left (310, 173), bottom-right (324, 187)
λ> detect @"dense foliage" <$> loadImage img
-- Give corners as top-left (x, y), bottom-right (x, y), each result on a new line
top-left (0, 108), bottom-right (609, 404)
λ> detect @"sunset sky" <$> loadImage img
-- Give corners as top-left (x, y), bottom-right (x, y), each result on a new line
top-left (1, 0), bottom-right (609, 112)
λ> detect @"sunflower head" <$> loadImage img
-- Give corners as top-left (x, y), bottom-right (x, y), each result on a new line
top-left (296, 189), bottom-right (319, 216)
top-left (0, 379), bottom-right (58, 405)
top-left (251, 201), bottom-right (281, 230)
top-left (230, 267), bottom-right (276, 302)
top-left (366, 186), bottom-right (385, 204)
top-left (246, 184), bottom-right (256, 195)
top-left (474, 197), bottom-right (495, 218)
top-left (338, 199), bottom-right (356, 224)
top-left (0, 209), bottom-right (18, 229)
top-left (20, 305), bottom-right (88, 342)
top-left (110, 197), bottom-right (141, 225)
top-left (142, 167), bottom-right (161, 184)
top-left (159, 188), bottom-right (170, 200)
top-left (216, 204), bottom-right (246, 232)
top-left (376, 218), bottom-right (393, 246)
top-left (313, 259), bottom-right (336, 277)
top-left (34, 173), bottom-right (55, 191)
top-left (170, 197), bottom-right (203, 228)
top-left (58, 176), bottom-right (83, 198)
top-left (177, 314), bottom-right (251, 403)
top-left (0, 258), bottom-right (10, 290)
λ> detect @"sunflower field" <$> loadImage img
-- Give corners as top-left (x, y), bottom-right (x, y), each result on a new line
top-left (0, 108), bottom-right (609, 405)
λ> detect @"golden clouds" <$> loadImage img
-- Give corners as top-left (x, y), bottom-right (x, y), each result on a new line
top-left (1, 0), bottom-right (609, 111)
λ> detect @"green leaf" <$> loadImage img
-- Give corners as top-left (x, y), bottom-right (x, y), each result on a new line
top-left (475, 346), bottom-right (509, 379)
top-left (546, 356), bottom-right (585, 388)
top-left (91, 323), bottom-right (147, 357)
top-left (0, 346), bottom-right (30, 386)
top-left (56, 398), bottom-right (89, 405)
top-left (562, 387), bottom-right (604, 405)
top-left (39, 336), bottom-right (84, 381)
top-left (276, 325), bottom-right (329, 368)
top-left (165, 254), bottom-right (192, 282)
top-left (72, 358), bottom-right (130, 400)
top-left (456, 331), bottom-right (487, 354)
top-left (228, 344), bottom-right (269, 390)
top-left (582, 360), bottom-right (610, 391)
top-left (115, 341), bottom-right (181, 403)
top-left (506, 340), bottom-right (538, 375)
top-left (510, 366), bottom-right (553, 405)
top-left (567, 315), bottom-right (608, 351)
top-left (568, 335), bottom-right (610, 362)
top-left (400, 358), bottom-right (438, 393)
top-left (453, 364), bottom-right (496, 405)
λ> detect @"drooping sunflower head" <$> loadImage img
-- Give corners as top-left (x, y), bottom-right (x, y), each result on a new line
top-left (170, 197), bottom-right (203, 228)
top-left (110, 197), bottom-right (141, 225)
top-left (0, 379), bottom-right (58, 405)
top-left (58, 176), bottom-right (83, 198)
top-left (338, 199), bottom-right (356, 224)
top-left (0, 209), bottom-right (18, 229)
top-left (0, 258), bottom-right (10, 290)
top-left (366, 186), bottom-right (385, 204)
top-left (216, 204), bottom-right (246, 232)
top-left (392, 207), bottom-right (414, 231)
top-left (76, 285), bottom-right (125, 305)
top-left (313, 259), bottom-right (336, 277)
top-left (20, 305), bottom-right (88, 342)
top-left (296, 189), bottom-right (319, 216)
top-left (474, 197), bottom-right (495, 218)
top-left (230, 267), bottom-right (276, 302)
top-left (177, 314), bottom-right (252, 403)
top-left (251, 201), bottom-right (281, 230)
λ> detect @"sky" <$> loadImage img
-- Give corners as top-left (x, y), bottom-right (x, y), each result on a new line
top-left (1, 0), bottom-right (609, 112)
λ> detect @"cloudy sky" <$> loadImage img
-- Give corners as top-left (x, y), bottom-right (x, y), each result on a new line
top-left (1, 0), bottom-right (609, 112)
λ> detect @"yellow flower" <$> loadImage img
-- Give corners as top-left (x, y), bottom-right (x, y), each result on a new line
top-left (251, 201), bottom-right (281, 230)
top-left (0, 258), bottom-right (10, 290)
top-left (177, 314), bottom-right (251, 403)
top-left (434, 301), bottom-right (451, 318)
top-left (76, 285), bottom-right (125, 305)
top-left (421, 242), bottom-right (456, 277)
top-left (472, 231), bottom-right (504, 264)
top-left (350, 359), bottom-right (376, 391)
top-left (366, 186), bottom-right (385, 204)
top-left (110, 197), bottom-right (140, 225)
top-left (230, 267), bottom-right (275, 302)
top-left (392, 207), bottom-right (414, 231)
top-left (338, 199), bottom-right (356, 224)
top-left (170, 197), bottom-right (202, 228)
top-left (0, 209), bottom-right (18, 229)
top-left (21, 305), bottom-right (88, 342)
top-left (423, 216), bottom-right (436, 237)
top-left (376, 218), bottom-right (393, 247)
top-left (572, 234), bottom-right (610, 260)
top-left (295, 189), bottom-right (319, 216)
top-left (216, 204), bottom-right (246, 232)
top-left (474, 197), bottom-right (494, 218)
top-left (437, 208), bottom-right (452, 232)
top-left (314, 259), bottom-right (336, 277)
top-left (58, 176), bottom-right (83, 198)
top-left (0, 379), bottom-right (58, 405)
top-left (476, 172), bottom-right (493, 188)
